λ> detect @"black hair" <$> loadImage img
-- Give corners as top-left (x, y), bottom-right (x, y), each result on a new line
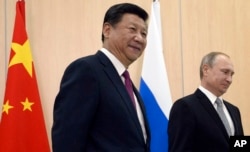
top-left (101, 3), bottom-right (148, 42)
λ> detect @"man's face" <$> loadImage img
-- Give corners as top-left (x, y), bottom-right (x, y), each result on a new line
top-left (204, 55), bottom-right (234, 96)
top-left (103, 13), bottom-right (148, 67)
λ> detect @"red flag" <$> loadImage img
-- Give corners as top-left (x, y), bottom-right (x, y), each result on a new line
top-left (0, 0), bottom-right (50, 151)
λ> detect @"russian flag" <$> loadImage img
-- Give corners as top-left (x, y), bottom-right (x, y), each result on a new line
top-left (139, 1), bottom-right (172, 152)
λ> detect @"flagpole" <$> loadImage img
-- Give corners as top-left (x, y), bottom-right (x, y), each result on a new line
top-left (4, 0), bottom-right (7, 78)
top-left (178, 0), bottom-right (185, 96)
top-left (0, 1), bottom-right (51, 151)
top-left (140, 0), bottom-right (172, 151)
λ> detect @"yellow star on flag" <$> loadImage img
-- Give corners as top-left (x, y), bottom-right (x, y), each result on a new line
top-left (21, 98), bottom-right (34, 111)
top-left (2, 100), bottom-right (14, 114)
top-left (9, 40), bottom-right (33, 77)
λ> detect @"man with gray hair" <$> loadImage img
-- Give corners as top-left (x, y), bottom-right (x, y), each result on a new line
top-left (168, 52), bottom-right (244, 152)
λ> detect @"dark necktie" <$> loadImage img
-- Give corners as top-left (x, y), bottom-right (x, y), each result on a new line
top-left (215, 98), bottom-right (231, 136)
top-left (122, 70), bottom-right (136, 109)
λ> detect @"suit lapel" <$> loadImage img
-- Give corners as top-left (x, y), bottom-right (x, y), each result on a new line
top-left (133, 86), bottom-right (151, 143)
top-left (195, 89), bottom-right (229, 138)
top-left (96, 51), bottom-right (145, 139)
top-left (104, 66), bottom-right (138, 116)
top-left (224, 101), bottom-right (243, 135)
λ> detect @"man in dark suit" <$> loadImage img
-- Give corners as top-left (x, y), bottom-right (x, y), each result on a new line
top-left (168, 52), bottom-right (244, 152)
top-left (52, 3), bottom-right (150, 152)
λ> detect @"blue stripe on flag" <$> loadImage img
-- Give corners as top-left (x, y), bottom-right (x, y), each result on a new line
top-left (140, 78), bottom-right (168, 152)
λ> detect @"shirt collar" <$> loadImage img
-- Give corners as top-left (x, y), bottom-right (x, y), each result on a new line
top-left (198, 85), bottom-right (223, 105)
top-left (100, 48), bottom-right (126, 76)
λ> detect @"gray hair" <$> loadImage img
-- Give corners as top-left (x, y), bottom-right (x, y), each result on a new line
top-left (199, 52), bottom-right (230, 79)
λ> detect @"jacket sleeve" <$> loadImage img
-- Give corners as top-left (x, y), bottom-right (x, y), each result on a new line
top-left (168, 99), bottom-right (196, 152)
top-left (52, 59), bottom-right (99, 152)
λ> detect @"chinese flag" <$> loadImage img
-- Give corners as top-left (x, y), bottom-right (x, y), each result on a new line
top-left (0, 0), bottom-right (50, 152)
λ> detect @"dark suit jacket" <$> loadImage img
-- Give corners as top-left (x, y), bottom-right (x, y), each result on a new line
top-left (168, 89), bottom-right (244, 152)
top-left (52, 51), bottom-right (150, 152)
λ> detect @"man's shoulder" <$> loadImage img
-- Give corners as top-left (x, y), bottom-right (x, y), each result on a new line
top-left (173, 93), bottom-right (197, 108)
top-left (172, 89), bottom-right (205, 108)
top-left (68, 51), bottom-right (103, 66)
top-left (176, 91), bottom-right (199, 102)
top-left (224, 100), bottom-right (239, 109)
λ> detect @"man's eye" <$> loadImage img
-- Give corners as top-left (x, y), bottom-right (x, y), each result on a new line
top-left (222, 70), bottom-right (234, 76)
top-left (141, 32), bottom-right (147, 38)
top-left (223, 71), bottom-right (229, 74)
top-left (129, 27), bottom-right (136, 31)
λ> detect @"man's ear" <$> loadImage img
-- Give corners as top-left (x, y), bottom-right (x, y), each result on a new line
top-left (102, 22), bottom-right (111, 39)
top-left (202, 64), bottom-right (209, 76)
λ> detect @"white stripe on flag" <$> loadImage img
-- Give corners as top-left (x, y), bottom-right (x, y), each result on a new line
top-left (140, 1), bottom-right (172, 152)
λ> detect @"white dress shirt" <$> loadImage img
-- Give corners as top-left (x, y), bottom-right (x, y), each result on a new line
top-left (198, 86), bottom-right (235, 135)
top-left (100, 48), bottom-right (147, 142)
